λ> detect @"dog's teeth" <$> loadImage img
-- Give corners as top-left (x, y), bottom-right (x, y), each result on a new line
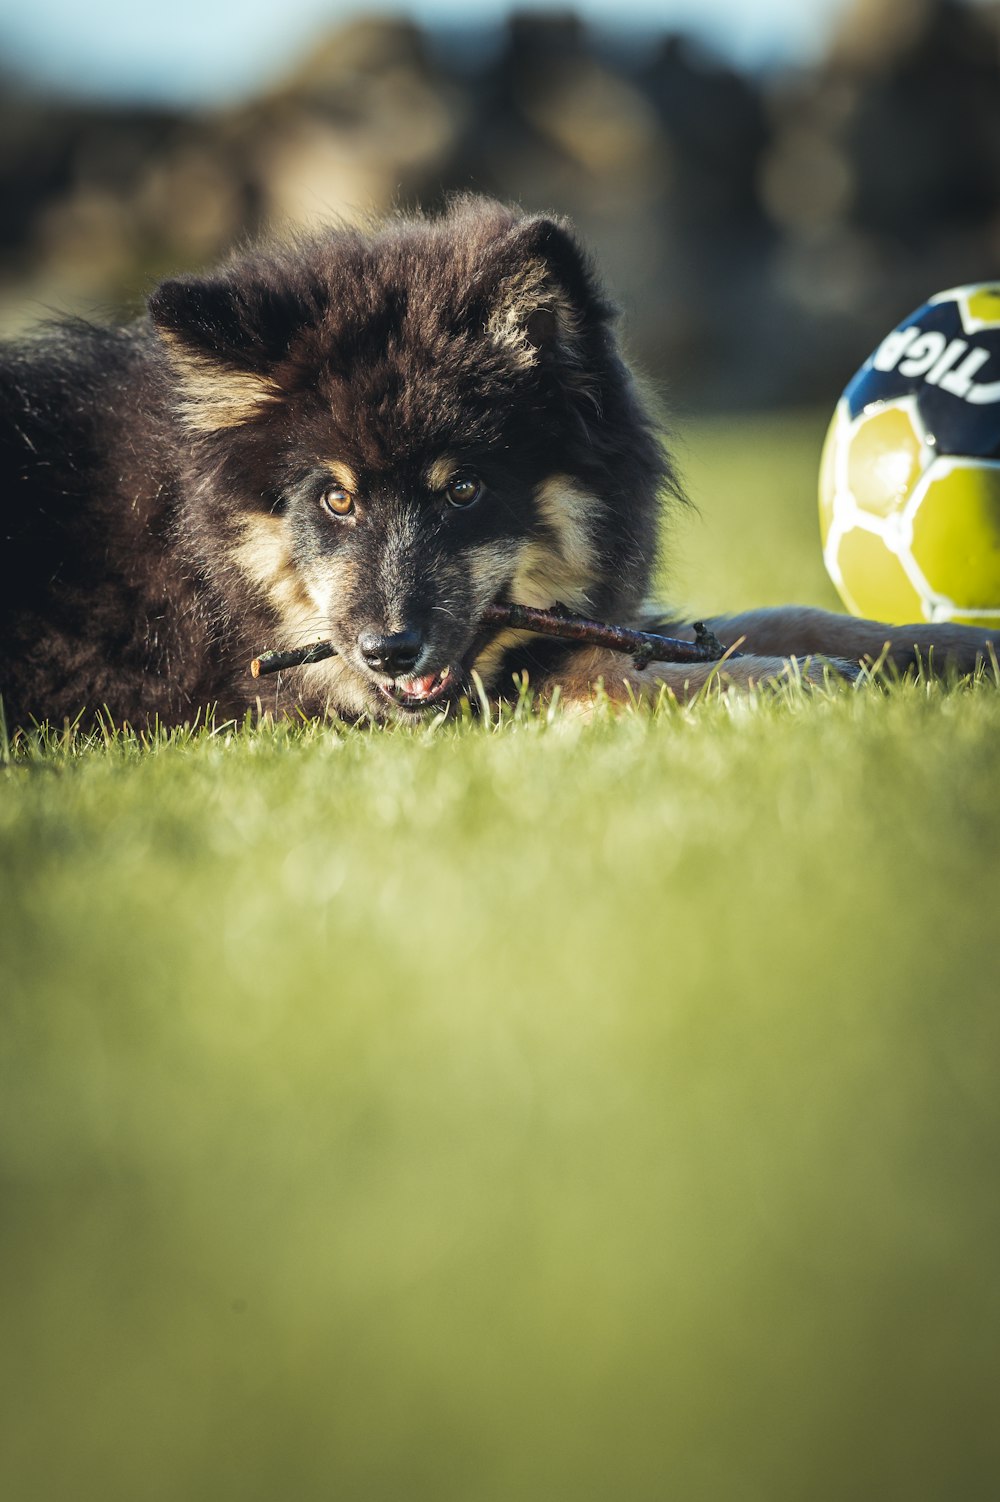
top-left (388, 667), bottom-right (452, 704)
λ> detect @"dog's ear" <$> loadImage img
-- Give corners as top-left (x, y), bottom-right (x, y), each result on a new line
top-left (148, 272), bottom-right (315, 371)
top-left (482, 214), bottom-right (614, 363)
top-left (149, 271), bottom-right (317, 432)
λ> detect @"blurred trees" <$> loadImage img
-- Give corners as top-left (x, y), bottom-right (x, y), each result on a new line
top-left (1, 0), bottom-right (999, 410)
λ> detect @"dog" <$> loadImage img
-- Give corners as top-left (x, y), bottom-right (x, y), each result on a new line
top-left (1, 196), bottom-right (995, 731)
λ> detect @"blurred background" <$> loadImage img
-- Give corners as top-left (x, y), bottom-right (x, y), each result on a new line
top-left (2, 0), bottom-right (1000, 411)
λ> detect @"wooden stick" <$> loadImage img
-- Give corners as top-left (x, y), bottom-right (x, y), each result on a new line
top-left (478, 603), bottom-right (730, 667)
top-left (250, 605), bottom-right (732, 678)
top-left (251, 641), bottom-right (338, 677)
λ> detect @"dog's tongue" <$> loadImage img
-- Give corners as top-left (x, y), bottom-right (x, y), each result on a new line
top-left (398, 672), bottom-right (441, 700)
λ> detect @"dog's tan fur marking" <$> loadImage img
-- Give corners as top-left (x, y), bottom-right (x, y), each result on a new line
top-left (234, 515), bottom-right (370, 714)
top-left (320, 460), bottom-right (359, 495)
top-left (466, 541), bottom-right (520, 608)
top-left (234, 514), bottom-right (367, 623)
top-left (474, 476), bottom-right (600, 685)
top-left (462, 542), bottom-right (522, 684)
top-left (233, 515), bottom-right (314, 617)
top-left (427, 456), bottom-right (460, 492)
top-left (472, 628), bottom-right (529, 686)
top-left (297, 655), bottom-right (371, 718)
top-left (158, 333), bottom-right (282, 432)
top-left (513, 475), bottom-right (598, 611)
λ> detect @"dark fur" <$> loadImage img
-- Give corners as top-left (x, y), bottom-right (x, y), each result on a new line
top-left (0, 198), bottom-right (995, 730)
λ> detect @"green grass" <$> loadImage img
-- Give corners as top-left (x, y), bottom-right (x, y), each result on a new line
top-left (3, 412), bottom-right (1000, 1501)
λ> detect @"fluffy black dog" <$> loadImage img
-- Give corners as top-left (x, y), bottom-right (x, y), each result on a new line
top-left (0, 198), bottom-right (994, 729)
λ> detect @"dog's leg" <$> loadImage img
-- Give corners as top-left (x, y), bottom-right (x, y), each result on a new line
top-left (688, 606), bottom-right (999, 676)
top-left (540, 643), bottom-right (852, 710)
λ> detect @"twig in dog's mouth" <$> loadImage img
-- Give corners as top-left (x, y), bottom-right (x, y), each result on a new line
top-left (249, 605), bottom-right (734, 680)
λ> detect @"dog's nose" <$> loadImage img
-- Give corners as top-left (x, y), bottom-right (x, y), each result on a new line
top-left (358, 628), bottom-right (423, 676)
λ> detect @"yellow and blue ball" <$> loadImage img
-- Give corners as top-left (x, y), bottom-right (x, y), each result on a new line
top-left (819, 284), bottom-right (1000, 626)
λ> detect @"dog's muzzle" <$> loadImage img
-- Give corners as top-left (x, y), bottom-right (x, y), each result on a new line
top-left (357, 628), bottom-right (423, 677)
top-left (356, 627), bottom-right (456, 711)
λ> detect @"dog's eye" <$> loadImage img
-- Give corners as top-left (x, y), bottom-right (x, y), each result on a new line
top-left (321, 486), bottom-right (355, 517)
top-left (445, 475), bottom-right (483, 509)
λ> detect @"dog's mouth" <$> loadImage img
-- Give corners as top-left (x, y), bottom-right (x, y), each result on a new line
top-left (378, 665), bottom-right (456, 712)
top-left (370, 598), bottom-right (512, 715)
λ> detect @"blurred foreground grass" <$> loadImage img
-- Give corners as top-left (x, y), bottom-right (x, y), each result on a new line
top-left (2, 412), bottom-right (999, 1501)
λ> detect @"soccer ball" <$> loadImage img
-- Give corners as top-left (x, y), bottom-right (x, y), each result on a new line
top-left (819, 283), bottom-right (1000, 626)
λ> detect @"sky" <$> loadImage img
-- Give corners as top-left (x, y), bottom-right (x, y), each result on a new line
top-left (0, 0), bottom-right (855, 104)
